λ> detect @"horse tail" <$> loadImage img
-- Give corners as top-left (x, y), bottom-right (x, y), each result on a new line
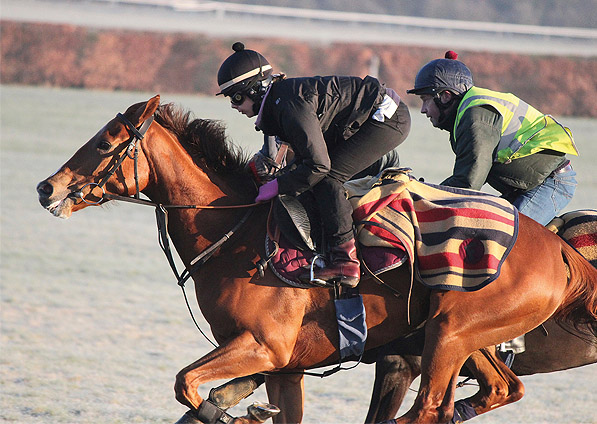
top-left (556, 240), bottom-right (597, 338)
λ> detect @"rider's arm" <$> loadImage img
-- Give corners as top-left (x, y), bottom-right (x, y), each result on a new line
top-left (275, 99), bottom-right (331, 196)
top-left (441, 105), bottom-right (503, 190)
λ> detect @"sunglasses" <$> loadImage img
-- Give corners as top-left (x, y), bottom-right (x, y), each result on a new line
top-left (230, 91), bottom-right (246, 105)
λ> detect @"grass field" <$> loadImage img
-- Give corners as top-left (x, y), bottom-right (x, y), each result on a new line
top-left (1, 84), bottom-right (596, 423)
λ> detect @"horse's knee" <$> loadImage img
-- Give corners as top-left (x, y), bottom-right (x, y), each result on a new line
top-left (422, 401), bottom-right (455, 424)
top-left (475, 374), bottom-right (525, 413)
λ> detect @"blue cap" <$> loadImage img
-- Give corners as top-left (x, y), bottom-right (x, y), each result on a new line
top-left (407, 52), bottom-right (473, 95)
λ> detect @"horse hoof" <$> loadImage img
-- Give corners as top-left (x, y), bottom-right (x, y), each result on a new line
top-left (173, 410), bottom-right (202, 424)
top-left (247, 401), bottom-right (280, 422)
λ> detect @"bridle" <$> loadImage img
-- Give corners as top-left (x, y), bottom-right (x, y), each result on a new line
top-left (74, 112), bottom-right (153, 205)
top-left (75, 111), bottom-right (260, 348)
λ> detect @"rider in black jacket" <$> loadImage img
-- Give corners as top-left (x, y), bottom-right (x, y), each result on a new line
top-left (217, 42), bottom-right (411, 287)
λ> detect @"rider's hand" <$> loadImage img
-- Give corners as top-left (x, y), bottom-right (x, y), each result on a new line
top-left (255, 179), bottom-right (279, 202)
top-left (246, 152), bottom-right (279, 185)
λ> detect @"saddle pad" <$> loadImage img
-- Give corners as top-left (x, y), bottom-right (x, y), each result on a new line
top-left (548, 209), bottom-right (597, 268)
top-left (345, 168), bottom-right (518, 291)
top-left (265, 234), bottom-right (407, 289)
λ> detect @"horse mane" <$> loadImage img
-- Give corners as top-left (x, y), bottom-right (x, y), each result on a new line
top-left (154, 102), bottom-right (249, 174)
top-left (558, 240), bottom-right (597, 341)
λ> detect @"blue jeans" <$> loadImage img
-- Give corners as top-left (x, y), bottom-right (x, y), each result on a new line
top-left (512, 167), bottom-right (577, 225)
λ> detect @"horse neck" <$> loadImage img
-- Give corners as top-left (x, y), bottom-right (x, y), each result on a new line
top-left (140, 126), bottom-right (214, 203)
top-left (139, 125), bottom-right (257, 265)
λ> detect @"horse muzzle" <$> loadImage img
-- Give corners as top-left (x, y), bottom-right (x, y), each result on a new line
top-left (36, 179), bottom-right (77, 218)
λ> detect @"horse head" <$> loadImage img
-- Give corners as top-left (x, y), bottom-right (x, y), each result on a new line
top-left (37, 95), bottom-right (160, 218)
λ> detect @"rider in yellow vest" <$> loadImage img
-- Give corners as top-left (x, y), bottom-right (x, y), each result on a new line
top-left (408, 51), bottom-right (578, 228)
top-left (457, 86), bottom-right (577, 164)
top-left (408, 51), bottom-right (579, 358)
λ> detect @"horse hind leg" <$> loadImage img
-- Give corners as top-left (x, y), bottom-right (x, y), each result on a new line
top-left (394, 330), bottom-right (467, 423)
top-left (394, 290), bottom-right (528, 423)
top-left (365, 354), bottom-right (422, 423)
top-left (453, 348), bottom-right (524, 422)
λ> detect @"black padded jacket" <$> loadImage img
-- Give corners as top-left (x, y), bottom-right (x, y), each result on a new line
top-left (255, 75), bottom-right (386, 196)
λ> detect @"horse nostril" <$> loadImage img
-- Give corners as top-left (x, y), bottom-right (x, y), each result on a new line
top-left (36, 181), bottom-right (53, 197)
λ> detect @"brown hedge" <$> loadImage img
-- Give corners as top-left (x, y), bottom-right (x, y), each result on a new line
top-left (2, 21), bottom-right (595, 117)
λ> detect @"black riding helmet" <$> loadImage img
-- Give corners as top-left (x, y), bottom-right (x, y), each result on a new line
top-left (217, 42), bottom-right (273, 106)
top-left (407, 51), bottom-right (473, 96)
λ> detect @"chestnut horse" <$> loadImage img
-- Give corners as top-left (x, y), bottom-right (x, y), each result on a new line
top-left (37, 95), bottom-right (597, 423)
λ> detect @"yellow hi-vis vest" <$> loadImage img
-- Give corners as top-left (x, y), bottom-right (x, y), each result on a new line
top-left (455, 87), bottom-right (578, 163)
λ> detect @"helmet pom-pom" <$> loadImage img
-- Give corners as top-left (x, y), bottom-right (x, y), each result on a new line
top-left (232, 42), bottom-right (245, 52)
top-left (445, 50), bottom-right (458, 60)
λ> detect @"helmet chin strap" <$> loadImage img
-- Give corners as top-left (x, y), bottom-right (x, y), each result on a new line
top-left (249, 75), bottom-right (274, 115)
top-left (252, 101), bottom-right (261, 116)
top-left (433, 93), bottom-right (459, 131)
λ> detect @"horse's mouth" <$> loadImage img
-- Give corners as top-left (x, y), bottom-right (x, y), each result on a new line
top-left (44, 195), bottom-right (75, 219)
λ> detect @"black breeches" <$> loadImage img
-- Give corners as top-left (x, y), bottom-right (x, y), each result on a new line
top-left (314, 101), bottom-right (411, 246)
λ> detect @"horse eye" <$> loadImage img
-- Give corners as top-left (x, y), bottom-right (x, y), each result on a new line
top-left (97, 140), bottom-right (112, 151)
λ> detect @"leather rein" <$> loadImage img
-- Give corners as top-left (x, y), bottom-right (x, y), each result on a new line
top-left (76, 112), bottom-right (259, 347)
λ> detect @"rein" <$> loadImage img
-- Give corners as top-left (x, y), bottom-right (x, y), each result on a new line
top-left (103, 192), bottom-right (258, 209)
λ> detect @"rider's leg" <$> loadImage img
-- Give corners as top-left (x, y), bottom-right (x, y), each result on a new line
top-left (309, 178), bottom-right (361, 287)
top-left (512, 165), bottom-right (577, 226)
top-left (308, 102), bottom-right (410, 287)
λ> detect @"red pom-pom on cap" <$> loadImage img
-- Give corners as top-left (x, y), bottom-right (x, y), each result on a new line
top-left (445, 51), bottom-right (458, 60)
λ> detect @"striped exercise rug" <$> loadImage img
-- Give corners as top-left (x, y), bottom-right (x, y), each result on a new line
top-left (547, 209), bottom-right (597, 268)
top-left (345, 168), bottom-right (518, 291)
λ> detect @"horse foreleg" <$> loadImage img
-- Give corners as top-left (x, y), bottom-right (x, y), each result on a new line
top-left (265, 373), bottom-right (305, 423)
top-left (454, 347), bottom-right (524, 421)
top-left (365, 354), bottom-right (421, 423)
top-left (174, 331), bottom-right (288, 413)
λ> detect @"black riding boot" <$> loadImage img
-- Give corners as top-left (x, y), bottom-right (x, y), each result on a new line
top-left (310, 238), bottom-right (361, 288)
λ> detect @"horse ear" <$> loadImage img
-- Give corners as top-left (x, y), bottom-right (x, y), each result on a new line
top-left (145, 94), bottom-right (160, 117)
top-left (128, 94), bottom-right (160, 126)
